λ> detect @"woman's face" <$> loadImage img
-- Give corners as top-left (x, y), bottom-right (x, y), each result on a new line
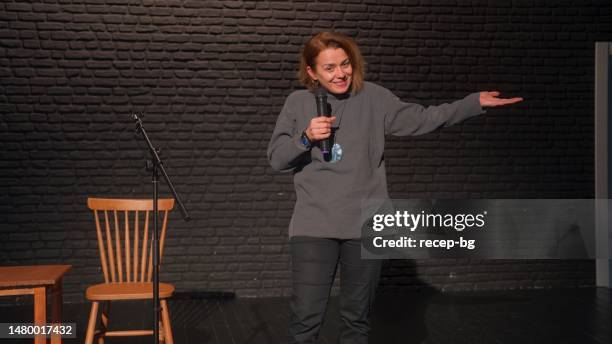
top-left (307, 47), bottom-right (353, 94)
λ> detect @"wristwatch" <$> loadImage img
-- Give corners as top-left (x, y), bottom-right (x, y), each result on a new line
top-left (300, 131), bottom-right (312, 149)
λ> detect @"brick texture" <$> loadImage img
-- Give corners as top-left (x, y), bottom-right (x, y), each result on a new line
top-left (1, 0), bottom-right (609, 302)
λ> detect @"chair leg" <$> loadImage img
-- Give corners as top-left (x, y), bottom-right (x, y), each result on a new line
top-left (159, 320), bottom-right (165, 342)
top-left (97, 301), bottom-right (110, 344)
top-left (85, 301), bottom-right (99, 344)
top-left (161, 299), bottom-right (173, 344)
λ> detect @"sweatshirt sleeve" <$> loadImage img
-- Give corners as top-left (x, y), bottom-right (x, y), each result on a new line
top-left (267, 95), bottom-right (310, 172)
top-left (384, 90), bottom-right (485, 136)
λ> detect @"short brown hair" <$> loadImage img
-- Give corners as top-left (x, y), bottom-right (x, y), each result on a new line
top-left (298, 32), bottom-right (365, 93)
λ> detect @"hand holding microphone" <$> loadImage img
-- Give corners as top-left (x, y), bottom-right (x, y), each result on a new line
top-left (305, 116), bottom-right (336, 142)
top-left (314, 88), bottom-right (332, 156)
top-left (303, 88), bottom-right (335, 161)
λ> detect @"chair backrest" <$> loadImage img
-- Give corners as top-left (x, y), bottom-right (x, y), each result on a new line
top-left (87, 198), bottom-right (175, 284)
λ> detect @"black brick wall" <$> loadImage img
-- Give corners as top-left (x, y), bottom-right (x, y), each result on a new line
top-left (1, 0), bottom-right (609, 302)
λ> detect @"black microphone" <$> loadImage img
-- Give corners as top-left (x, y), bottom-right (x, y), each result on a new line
top-left (315, 87), bottom-right (331, 157)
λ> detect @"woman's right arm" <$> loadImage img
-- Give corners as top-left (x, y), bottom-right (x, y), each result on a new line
top-left (267, 98), bottom-right (310, 172)
top-left (267, 95), bottom-right (336, 172)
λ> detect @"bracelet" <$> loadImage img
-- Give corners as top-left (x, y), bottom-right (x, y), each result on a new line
top-left (300, 131), bottom-right (312, 149)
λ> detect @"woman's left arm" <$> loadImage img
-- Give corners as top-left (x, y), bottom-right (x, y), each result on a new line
top-left (384, 90), bottom-right (522, 136)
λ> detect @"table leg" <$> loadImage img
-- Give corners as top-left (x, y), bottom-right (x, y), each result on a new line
top-left (33, 286), bottom-right (46, 344)
top-left (51, 280), bottom-right (63, 344)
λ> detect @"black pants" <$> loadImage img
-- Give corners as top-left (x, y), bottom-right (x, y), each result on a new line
top-left (289, 236), bottom-right (382, 344)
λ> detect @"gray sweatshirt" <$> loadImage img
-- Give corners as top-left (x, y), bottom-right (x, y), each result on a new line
top-left (267, 81), bottom-right (485, 239)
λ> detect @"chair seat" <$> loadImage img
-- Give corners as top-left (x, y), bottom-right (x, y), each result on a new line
top-left (86, 282), bottom-right (174, 301)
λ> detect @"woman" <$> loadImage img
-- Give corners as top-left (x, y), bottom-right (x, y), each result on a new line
top-left (267, 32), bottom-right (522, 344)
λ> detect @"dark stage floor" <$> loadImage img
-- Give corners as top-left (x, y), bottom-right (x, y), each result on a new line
top-left (0, 288), bottom-right (609, 344)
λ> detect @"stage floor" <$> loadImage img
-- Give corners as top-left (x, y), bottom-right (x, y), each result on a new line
top-left (1, 288), bottom-right (609, 343)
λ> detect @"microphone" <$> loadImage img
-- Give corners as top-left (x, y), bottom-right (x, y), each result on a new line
top-left (315, 87), bottom-right (331, 157)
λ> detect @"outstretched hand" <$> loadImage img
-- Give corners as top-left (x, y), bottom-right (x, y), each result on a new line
top-left (479, 91), bottom-right (523, 108)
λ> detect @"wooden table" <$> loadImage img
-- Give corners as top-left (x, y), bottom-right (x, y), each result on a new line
top-left (0, 265), bottom-right (72, 344)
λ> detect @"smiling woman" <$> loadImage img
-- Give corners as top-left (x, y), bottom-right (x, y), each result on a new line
top-left (267, 31), bottom-right (523, 344)
top-left (307, 47), bottom-right (352, 94)
top-left (298, 32), bottom-right (365, 94)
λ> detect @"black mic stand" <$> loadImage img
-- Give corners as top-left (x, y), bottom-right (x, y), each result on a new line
top-left (133, 113), bottom-right (191, 344)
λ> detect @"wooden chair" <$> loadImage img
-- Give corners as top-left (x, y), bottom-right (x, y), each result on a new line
top-left (85, 198), bottom-right (175, 344)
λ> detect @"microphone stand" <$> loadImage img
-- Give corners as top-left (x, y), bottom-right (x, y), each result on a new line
top-left (132, 113), bottom-right (191, 344)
